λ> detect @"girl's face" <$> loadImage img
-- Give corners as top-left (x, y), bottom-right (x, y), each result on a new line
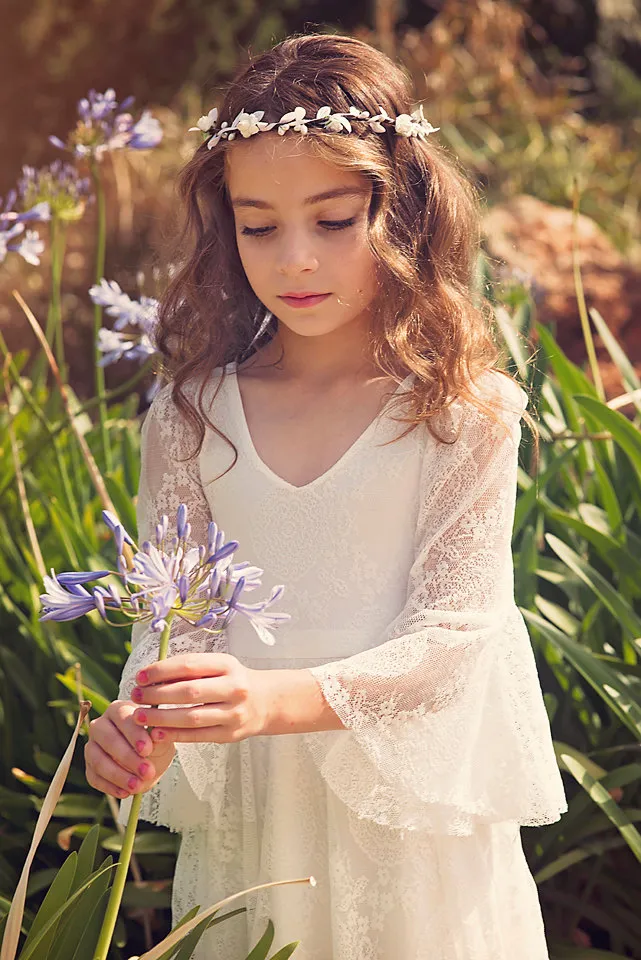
top-left (225, 134), bottom-right (378, 339)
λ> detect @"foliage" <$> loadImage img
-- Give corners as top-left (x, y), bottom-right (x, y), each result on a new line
top-left (2, 8), bottom-right (641, 954)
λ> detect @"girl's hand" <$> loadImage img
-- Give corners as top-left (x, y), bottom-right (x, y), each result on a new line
top-left (129, 653), bottom-right (272, 745)
top-left (85, 701), bottom-right (176, 800)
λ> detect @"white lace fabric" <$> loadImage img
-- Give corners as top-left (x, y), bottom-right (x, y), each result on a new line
top-left (117, 364), bottom-right (567, 959)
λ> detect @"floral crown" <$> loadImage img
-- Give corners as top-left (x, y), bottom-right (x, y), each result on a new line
top-left (189, 103), bottom-right (439, 150)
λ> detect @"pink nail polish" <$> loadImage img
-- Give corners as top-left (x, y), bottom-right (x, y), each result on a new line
top-left (135, 740), bottom-right (146, 754)
top-left (137, 670), bottom-right (149, 684)
top-left (136, 711), bottom-right (148, 724)
top-left (127, 776), bottom-right (139, 790)
top-left (132, 687), bottom-right (143, 702)
top-left (138, 762), bottom-right (150, 777)
top-left (155, 729), bottom-right (165, 740)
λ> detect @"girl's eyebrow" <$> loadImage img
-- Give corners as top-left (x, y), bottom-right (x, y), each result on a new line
top-left (231, 186), bottom-right (368, 209)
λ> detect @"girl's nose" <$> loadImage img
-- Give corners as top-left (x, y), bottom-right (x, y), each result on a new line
top-left (276, 235), bottom-right (319, 276)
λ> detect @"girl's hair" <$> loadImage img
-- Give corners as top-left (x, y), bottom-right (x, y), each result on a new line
top-left (155, 32), bottom-right (539, 473)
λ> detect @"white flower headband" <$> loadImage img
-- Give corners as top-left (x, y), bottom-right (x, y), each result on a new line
top-left (189, 103), bottom-right (440, 150)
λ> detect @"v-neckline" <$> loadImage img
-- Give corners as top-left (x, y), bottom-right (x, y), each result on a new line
top-left (225, 361), bottom-right (414, 493)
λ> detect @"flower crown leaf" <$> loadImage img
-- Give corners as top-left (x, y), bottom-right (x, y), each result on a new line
top-left (190, 101), bottom-right (439, 149)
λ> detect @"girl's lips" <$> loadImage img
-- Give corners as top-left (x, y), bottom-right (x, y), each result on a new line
top-left (279, 293), bottom-right (331, 308)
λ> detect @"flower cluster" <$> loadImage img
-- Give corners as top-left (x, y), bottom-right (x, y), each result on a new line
top-left (89, 278), bottom-right (159, 368)
top-left (50, 88), bottom-right (163, 160)
top-left (40, 505), bottom-right (290, 646)
top-left (18, 160), bottom-right (92, 223)
top-left (0, 190), bottom-right (50, 267)
top-left (190, 103), bottom-right (439, 150)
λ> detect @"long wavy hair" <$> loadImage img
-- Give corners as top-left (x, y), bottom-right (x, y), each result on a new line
top-left (154, 32), bottom-right (538, 473)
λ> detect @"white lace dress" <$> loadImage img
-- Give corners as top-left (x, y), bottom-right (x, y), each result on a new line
top-left (118, 361), bottom-right (567, 960)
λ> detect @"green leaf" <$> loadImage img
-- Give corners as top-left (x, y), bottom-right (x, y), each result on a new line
top-left (268, 944), bottom-right (300, 960)
top-left (69, 888), bottom-right (110, 960)
top-left (560, 752), bottom-right (641, 863)
top-left (589, 307), bottom-right (641, 400)
top-left (18, 853), bottom-right (77, 959)
top-left (101, 832), bottom-right (179, 856)
top-left (522, 608), bottom-right (641, 738)
top-left (513, 443), bottom-right (577, 537)
top-left (154, 907), bottom-right (201, 960)
top-left (246, 919), bottom-right (274, 960)
top-left (55, 671), bottom-right (110, 717)
top-left (16, 862), bottom-right (114, 960)
top-left (70, 824), bottom-right (99, 894)
top-left (49, 857), bottom-right (112, 960)
top-left (575, 395), bottom-right (641, 480)
top-left (545, 534), bottom-right (641, 642)
top-left (544, 508), bottom-right (641, 590)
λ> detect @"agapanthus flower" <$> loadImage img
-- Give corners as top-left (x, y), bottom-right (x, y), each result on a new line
top-left (50, 88), bottom-right (163, 160)
top-left (39, 505), bottom-right (289, 646)
top-left (90, 277), bottom-right (160, 373)
top-left (17, 161), bottom-right (92, 223)
top-left (0, 191), bottom-right (50, 266)
top-left (89, 278), bottom-right (158, 333)
top-left (96, 328), bottom-right (156, 367)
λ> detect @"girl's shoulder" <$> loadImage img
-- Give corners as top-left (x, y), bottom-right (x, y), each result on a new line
top-left (146, 363), bottom-right (233, 419)
top-left (435, 369), bottom-right (528, 447)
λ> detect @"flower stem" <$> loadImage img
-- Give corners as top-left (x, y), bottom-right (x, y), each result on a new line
top-left (92, 615), bottom-right (173, 960)
top-left (90, 160), bottom-right (112, 473)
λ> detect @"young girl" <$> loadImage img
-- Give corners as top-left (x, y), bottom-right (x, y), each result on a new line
top-left (85, 33), bottom-right (567, 960)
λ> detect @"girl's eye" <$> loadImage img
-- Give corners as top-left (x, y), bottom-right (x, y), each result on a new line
top-left (240, 217), bottom-right (357, 238)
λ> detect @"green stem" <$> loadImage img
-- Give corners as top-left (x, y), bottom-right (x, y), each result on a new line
top-left (52, 220), bottom-right (68, 382)
top-left (92, 614), bottom-right (174, 960)
top-left (31, 216), bottom-right (66, 391)
top-left (0, 331), bottom-right (81, 525)
top-left (0, 358), bottom-right (155, 507)
top-left (90, 160), bottom-right (112, 474)
top-left (571, 176), bottom-right (604, 401)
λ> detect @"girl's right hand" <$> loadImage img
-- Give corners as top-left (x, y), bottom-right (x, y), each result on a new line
top-left (85, 700), bottom-right (176, 800)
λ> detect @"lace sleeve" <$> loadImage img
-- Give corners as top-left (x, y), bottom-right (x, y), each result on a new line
top-left (303, 373), bottom-right (567, 836)
top-left (117, 382), bottom-right (222, 833)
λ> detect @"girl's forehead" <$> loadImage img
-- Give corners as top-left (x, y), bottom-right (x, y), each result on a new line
top-left (224, 134), bottom-right (366, 195)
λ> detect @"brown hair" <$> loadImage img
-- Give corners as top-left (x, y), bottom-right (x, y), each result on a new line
top-left (154, 32), bottom-right (539, 473)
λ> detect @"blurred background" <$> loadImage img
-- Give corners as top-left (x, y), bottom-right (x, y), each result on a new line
top-left (2, 0), bottom-right (641, 399)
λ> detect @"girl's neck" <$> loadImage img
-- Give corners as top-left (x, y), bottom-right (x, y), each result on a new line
top-left (244, 315), bottom-right (379, 387)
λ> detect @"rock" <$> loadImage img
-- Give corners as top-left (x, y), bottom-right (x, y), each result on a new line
top-left (482, 194), bottom-right (641, 400)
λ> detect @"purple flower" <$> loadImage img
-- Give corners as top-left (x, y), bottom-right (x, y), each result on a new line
top-left (57, 570), bottom-right (111, 585)
top-left (102, 509), bottom-right (135, 546)
top-left (40, 571), bottom-right (100, 621)
top-left (17, 162), bottom-right (91, 223)
top-left (91, 278), bottom-right (159, 369)
top-left (0, 194), bottom-right (50, 267)
top-left (50, 89), bottom-right (163, 160)
top-left (39, 505), bottom-right (289, 644)
top-left (89, 279), bottom-right (159, 331)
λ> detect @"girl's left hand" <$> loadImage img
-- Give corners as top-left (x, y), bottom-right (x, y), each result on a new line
top-left (130, 653), bottom-right (272, 745)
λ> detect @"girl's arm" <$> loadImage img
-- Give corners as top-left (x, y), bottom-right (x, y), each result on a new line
top-left (296, 373), bottom-right (567, 835)
top-left (115, 382), bottom-right (220, 832)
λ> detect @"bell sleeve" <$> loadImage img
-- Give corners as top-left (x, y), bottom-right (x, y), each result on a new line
top-left (302, 372), bottom-right (567, 836)
top-left (117, 382), bottom-right (222, 833)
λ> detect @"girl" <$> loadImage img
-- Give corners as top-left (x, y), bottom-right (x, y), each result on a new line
top-left (85, 33), bottom-right (567, 960)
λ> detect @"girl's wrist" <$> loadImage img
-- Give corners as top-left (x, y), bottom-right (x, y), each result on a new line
top-left (256, 667), bottom-right (346, 736)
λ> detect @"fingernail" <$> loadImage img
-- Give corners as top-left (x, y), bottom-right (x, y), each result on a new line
top-left (118, 790), bottom-right (129, 799)
top-left (132, 687), bottom-right (143, 702)
top-left (135, 740), bottom-right (146, 754)
top-left (137, 670), bottom-right (149, 684)
top-left (138, 762), bottom-right (151, 777)
top-left (136, 711), bottom-right (148, 724)
top-left (127, 776), bottom-right (139, 790)
top-left (155, 729), bottom-right (165, 740)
